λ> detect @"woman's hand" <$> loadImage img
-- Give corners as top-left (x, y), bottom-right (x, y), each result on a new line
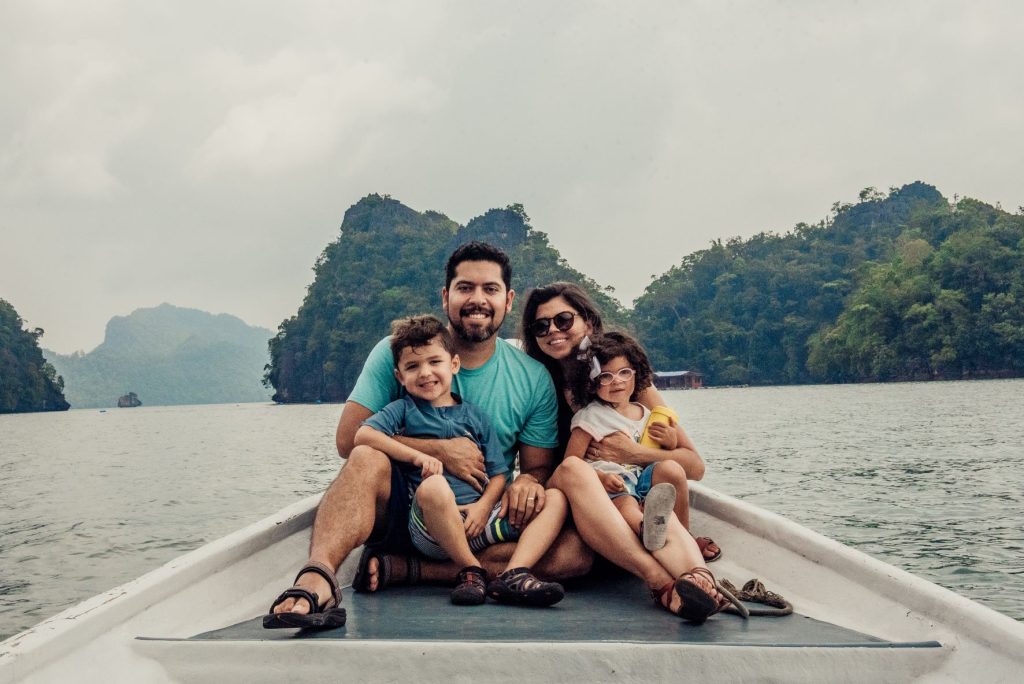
top-left (460, 502), bottom-right (489, 539)
top-left (647, 418), bottom-right (678, 450)
top-left (499, 474), bottom-right (545, 528)
top-left (585, 432), bottom-right (637, 465)
top-left (596, 470), bottom-right (625, 494)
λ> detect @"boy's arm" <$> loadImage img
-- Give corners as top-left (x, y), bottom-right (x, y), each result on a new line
top-left (462, 473), bottom-right (506, 538)
top-left (354, 425), bottom-right (442, 477)
top-left (390, 435), bottom-right (487, 492)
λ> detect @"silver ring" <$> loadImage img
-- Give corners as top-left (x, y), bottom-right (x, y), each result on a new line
top-left (527, 497), bottom-right (536, 501)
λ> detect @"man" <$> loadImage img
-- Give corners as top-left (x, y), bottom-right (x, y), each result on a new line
top-left (266, 241), bottom-right (591, 628)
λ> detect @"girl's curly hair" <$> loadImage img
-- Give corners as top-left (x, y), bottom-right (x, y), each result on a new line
top-left (569, 331), bottom-right (654, 407)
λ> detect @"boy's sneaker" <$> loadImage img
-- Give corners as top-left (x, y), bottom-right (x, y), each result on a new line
top-left (486, 567), bottom-right (564, 607)
top-left (451, 566), bottom-right (488, 605)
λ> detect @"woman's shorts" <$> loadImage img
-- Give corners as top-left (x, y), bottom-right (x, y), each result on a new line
top-left (408, 496), bottom-right (521, 560)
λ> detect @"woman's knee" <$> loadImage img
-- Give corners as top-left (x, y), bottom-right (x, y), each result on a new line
top-left (551, 456), bottom-right (594, 489)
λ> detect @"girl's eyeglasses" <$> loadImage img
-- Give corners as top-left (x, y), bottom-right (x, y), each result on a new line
top-left (530, 311), bottom-right (580, 337)
top-left (596, 367), bottom-right (635, 385)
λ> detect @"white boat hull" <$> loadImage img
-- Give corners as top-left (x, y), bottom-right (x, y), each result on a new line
top-left (3, 484), bottom-right (1023, 683)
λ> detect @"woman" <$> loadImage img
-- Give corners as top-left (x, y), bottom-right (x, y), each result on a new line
top-left (520, 283), bottom-right (728, 621)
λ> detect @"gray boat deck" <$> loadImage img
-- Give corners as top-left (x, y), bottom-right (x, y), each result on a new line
top-left (189, 571), bottom-right (940, 648)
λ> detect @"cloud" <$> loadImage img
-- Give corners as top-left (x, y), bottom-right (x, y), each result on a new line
top-left (189, 50), bottom-right (442, 179)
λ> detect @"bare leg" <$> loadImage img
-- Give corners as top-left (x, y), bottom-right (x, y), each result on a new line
top-left (651, 515), bottom-right (705, 578)
top-left (651, 460), bottom-right (690, 529)
top-left (506, 489), bottom-right (568, 569)
top-left (548, 457), bottom-right (674, 592)
top-left (273, 445), bottom-right (391, 615)
top-left (416, 475), bottom-right (480, 569)
top-left (613, 496), bottom-right (643, 536)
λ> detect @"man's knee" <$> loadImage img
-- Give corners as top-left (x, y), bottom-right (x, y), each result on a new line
top-left (340, 445), bottom-right (392, 488)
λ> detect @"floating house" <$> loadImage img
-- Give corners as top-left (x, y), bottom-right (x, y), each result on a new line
top-left (653, 370), bottom-right (703, 390)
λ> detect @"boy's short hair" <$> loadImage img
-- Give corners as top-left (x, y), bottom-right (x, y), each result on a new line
top-left (445, 241), bottom-right (512, 290)
top-left (390, 315), bottom-right (456, 366)
top-left (569, 331), bottom-right (654, 407)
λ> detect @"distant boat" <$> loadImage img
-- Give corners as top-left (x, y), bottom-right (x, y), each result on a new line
top-left (3, 483), bottom-right (1023, 682)
top-left (117, 392), bottom-right (142, 408)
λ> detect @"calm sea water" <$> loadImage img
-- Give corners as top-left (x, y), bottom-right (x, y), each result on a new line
top-left (1, 380), bottom-right (1022, 640)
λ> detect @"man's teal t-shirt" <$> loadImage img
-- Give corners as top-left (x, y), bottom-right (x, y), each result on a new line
top-left (348, 336), bottom-right (559, 472)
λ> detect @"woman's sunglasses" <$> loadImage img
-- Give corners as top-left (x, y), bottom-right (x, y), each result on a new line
top-left (530, 311), bottom-right (580, 337)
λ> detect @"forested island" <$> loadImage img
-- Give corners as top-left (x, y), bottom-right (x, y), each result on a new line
top-left (0, 299), bottom-right (69, 413)
top-left (266, 183), bottom-right (1024, 401)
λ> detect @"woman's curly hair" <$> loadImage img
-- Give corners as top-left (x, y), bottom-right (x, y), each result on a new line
top-left (569, 331), bottom-right (654, 407)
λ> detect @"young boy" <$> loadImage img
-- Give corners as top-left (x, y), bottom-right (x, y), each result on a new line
top-left (355, 315), bottom-right (567, 606)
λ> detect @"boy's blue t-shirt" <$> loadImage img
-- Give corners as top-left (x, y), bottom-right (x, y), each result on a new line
top-left (362, 394), bottom-right (506, 505)
top-left (348, 336), bottom-right (559, 472)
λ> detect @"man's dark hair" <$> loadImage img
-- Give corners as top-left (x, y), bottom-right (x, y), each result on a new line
top-left (445, 241), bottom-right (512, 290)
top-left (389, 315), bottom-right (456, 366)
top-left (569, 331), bottom-right (654, 407)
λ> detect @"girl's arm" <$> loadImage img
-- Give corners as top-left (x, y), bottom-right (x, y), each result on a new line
top-left (585, 386), bottom-right (705, 479)
top-left (564, 427), bottom-right (594, 460)
top-left (354, 425), bottom-right (443, 477)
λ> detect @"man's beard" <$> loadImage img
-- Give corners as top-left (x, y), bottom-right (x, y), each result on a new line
top-left (449, 305), bottom-right (504, 343)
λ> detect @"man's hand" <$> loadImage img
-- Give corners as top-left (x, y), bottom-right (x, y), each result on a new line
top-left (442, 436), bottom-right (488, 493)
top-left (584, 431), bottom-right (637, 465)
top-left (596, 470), bottom-right (626, 494)
top-left (499, 475), bottom-right (546, 528)
top-left (460, 502), bottom-right (489, 539)
top-left (413, 453), bottom-right (443, 478)
top-left (646, 418), bottom-right (678, 450)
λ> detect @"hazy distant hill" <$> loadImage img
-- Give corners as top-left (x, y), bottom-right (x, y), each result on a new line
top-left (0, 298), bottom-right (69, 413)
top-left (44, 304), bottom-right (274, 408)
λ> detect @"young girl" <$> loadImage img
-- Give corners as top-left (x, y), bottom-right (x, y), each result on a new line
top-left (564, 332), bottom-right (685, 551)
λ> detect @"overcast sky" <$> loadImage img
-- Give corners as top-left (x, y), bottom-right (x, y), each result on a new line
top-left (2, 1), bottom-right (1022, 354)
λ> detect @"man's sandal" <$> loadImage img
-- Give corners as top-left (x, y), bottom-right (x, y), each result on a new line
top-left (263, 560), bottom-right (347, 629)
top-left (652, 567), bottom-right (748, 624)
top-left (352, 546), bottom-right (422, 593)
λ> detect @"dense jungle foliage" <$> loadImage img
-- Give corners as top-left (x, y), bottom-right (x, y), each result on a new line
top-left (266, 194), bottom-right (624, 402)
top-left (634, 182), bottom-right (1024, 384)
top-left (268, 182), bottom-right (1024, 400)
top-left (0, 299), bottom-right (69, 413)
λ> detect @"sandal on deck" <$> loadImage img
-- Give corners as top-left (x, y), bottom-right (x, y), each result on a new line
top-left (263, 560), bottom-right (347, 630)
top-left (352, 546), bottom-right (422, 593)
top-left (695, 536), bottom-right (722, 562)
top-left (486, 567), bottom-right (565, 607)
top-left (641, 483), bottom-right (676, 551)
top-left (653, 567), bottom-right (746, 624)
top-left (451, 566), bottom-right (488, 606)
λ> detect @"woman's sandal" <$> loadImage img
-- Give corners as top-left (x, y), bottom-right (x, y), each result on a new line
top-left (652, 567), bottom-right (748, 624)
top-left (695, 536), bottom-right (722, 562)
top-left (486, 567), bottom-right (565, 607)
top-left (263, 560), bottom-right (347, 629)
top-left (352, 546), bottom-right (422, 593)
